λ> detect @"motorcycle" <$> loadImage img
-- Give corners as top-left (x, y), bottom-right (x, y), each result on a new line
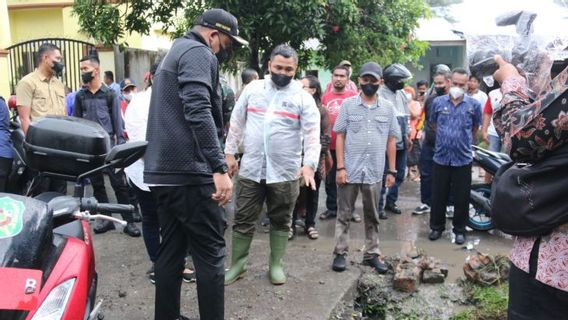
top-left (0, 116), bottom-right (147, 319)
top-left (467, 145), bottom-right (511, 231)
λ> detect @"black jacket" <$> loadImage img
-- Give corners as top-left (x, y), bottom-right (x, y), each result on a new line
top-left (423, 93), bottom-right (438, 147)
top-left (144, 31), bottom-right (225, 185)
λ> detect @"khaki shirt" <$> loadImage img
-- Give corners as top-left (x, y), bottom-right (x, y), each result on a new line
top-left (16, 69), bottom-right (67, 120)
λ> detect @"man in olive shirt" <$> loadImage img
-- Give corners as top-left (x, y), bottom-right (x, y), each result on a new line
top-left (16, 42), bottom-right (68, 194)
top-left (16, 43), bottom-right (67, 134)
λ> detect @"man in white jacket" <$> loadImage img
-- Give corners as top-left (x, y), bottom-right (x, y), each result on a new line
top-left (224, 44), bottom-right (321, 286)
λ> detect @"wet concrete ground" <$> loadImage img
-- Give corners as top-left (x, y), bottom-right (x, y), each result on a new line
top-left (93, 173), bottom-right (512, 319)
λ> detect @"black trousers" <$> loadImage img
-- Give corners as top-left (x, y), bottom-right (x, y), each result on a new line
top-left (325, 150), bottom-right (338, 214)
top-left (151, 185), bottom-right (225, 320)
top-left (131, 183), bottom-right (160, 262)
top-left (0, 156), bottom-right (12, 192)
top-left (292, 172), bottom-right (322, 231)
top-left (89, 169), bottom-right (133, 222)
top-left (508, 239), bottom-right (568, 319)
top-left (429, 162), bottom-right (471, 234)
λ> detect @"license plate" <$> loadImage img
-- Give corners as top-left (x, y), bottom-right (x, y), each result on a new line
top-left (0, 267), bottom-right (42, 310)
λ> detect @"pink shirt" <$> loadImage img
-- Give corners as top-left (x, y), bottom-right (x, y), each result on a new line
top-left (500, 76), bottom-right (568, 292)
top-left (321, 89), bottom-right (358, 150)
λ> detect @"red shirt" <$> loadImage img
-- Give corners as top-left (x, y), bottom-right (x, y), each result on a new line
top-left (322, 90), bottom-right (358, 150)
top-left (483, 98), bottom-right (492, 115)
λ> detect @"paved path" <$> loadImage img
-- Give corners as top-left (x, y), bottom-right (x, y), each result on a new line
top-left (93, 178), bottom-right (512, 319)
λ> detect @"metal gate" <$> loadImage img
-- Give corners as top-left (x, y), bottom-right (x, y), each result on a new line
top-left (7, 38), bottom-right (96, 94)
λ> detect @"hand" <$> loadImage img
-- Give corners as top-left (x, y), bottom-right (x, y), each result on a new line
top-left (298, 165), bottom-right (316, 191)
top-left (493, 55), bottom-right (521, 85)
top-left (385, 174), bottom-right (395, 188)
top-left (482, 132), bottom-right (489, 145)
top-left (336, 169), bottom-right (348, 185)
top-left (211, 173), bottom-right (233, 207)
top-left (225, 154), bottom-right (239, 178)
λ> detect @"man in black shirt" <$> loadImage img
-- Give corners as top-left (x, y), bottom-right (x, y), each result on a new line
top-left (144, 8), bottom-right (247, 320)
top-left (74, 54), bottom-right (141, 237)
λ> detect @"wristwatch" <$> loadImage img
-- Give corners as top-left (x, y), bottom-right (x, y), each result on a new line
top-left (213, 164), bottom-right (229, 174)
top-left (386, 170), bottom-right (397, 176)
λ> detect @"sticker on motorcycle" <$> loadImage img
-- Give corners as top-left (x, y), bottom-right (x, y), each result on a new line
top-left (0, 197), bottom-right (25, 239)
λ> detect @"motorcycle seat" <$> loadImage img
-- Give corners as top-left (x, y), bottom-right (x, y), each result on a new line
top-left (53, 220), bottom-right (84, 240)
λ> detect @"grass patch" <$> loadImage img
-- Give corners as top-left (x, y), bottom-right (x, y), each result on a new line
top-left (452, 284), bottom-right (509, 320)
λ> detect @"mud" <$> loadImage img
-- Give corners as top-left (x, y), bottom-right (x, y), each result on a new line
top-left (92, 175), bottom-right (512, 319)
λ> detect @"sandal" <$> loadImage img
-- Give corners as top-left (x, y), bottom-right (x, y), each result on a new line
top-left (288, 227), bottom-right (296, 241)
top-left (182, 268), bottom-right (195, 283)
top-left (319, 210), bottom-right (336, 220)
top-left (306, 227), bottom-right (319, 240)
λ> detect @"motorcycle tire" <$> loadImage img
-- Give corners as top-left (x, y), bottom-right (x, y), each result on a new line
top-left (467, 183), bottom-right (494, 231)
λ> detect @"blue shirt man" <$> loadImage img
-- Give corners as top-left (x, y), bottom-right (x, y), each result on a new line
top-left (0, 98), bottom-right (13, 159)
top-left (0, 98), bottom-right (13, 192)
top-left (428, 68), bottom-right (481, 246)
top-left (431, 95), bottom-right (481, 166)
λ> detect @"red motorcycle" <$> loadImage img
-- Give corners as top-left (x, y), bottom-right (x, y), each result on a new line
top-left (0, 116), bottom-right (146, 319)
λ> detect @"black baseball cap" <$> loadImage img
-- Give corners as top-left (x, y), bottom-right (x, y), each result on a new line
top-left (196, 8), bottom-right (249, 46)
top-left (359, 62), bottom-right (383, 79)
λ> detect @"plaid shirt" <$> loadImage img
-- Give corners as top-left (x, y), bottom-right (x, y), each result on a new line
top-left (333, 95), bottom-right (400, 184)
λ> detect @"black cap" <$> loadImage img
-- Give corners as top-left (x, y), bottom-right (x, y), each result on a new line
top-left (196, 8), bottom-right (249, 46)
top-left (359, 62), bottom-right (383, 79)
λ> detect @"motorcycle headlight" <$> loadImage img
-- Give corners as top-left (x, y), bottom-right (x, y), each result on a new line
top-left (31, 278), bottom-right (76, 320)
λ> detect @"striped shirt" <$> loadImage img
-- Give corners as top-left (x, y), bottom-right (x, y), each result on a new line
top-left (333, 95), bottom-right (400, 184)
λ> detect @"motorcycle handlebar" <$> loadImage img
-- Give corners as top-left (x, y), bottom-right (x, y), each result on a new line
top-left (96, 203), bottom-right (135, 215)
top-left (80, 198), bottom-right (134, 215)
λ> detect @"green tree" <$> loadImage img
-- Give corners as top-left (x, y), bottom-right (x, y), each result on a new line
top-left (72, 0), bottom-right (430, 73)
top-left (322, 0), bottom-right (430, 70)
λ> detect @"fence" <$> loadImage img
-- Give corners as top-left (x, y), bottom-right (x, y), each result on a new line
top-left (7, 38), bottom-right (95, 93)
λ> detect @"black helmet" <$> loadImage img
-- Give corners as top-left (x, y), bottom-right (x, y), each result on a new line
top-left (383, 63), bottom-right (412, 82)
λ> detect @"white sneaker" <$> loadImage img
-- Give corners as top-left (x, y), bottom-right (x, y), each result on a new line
top-left (412, 204), bottom-right (430, 215)
top-left (445, 206), bottom-right (455, 219)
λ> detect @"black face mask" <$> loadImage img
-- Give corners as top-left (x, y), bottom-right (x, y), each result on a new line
top-left (361, 83), bottom-right (380, 97)
top-left (216, 44), bottom-right (231, 64)
top-left (81, 71), bottom-right (94, 84)
top-left (434, 86), bottom-right (446, 96)
top-left (385, 80), bottom-right (405, 92)
top-left (271, 72), bottom-right (293, 88)
top-left (214, 34), bottom-right (232, 64)
top-left (52, 61), bottom-right (64, 74)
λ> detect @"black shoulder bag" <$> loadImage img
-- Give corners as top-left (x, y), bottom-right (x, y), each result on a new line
top-left (491, 143), bottom-right (568, 236)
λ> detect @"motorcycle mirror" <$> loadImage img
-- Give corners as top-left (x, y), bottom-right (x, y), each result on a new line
top-left (104, 141), bottom-right (147, 169)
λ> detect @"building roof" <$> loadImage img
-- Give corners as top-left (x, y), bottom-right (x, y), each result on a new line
top-left (414, 18), bottom-right (465, 44)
